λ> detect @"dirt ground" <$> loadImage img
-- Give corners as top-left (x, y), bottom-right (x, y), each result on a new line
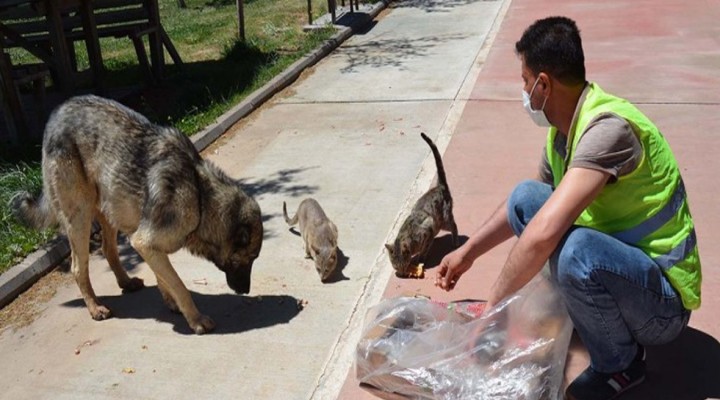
top-left (0, 260), bottom-right (74, 334)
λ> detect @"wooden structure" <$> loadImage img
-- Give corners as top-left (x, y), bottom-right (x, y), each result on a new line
top-left (63, 0), bottom-right (184, 84)
top-left (307, 0), bottom-right (359, 25)
top-left (0, 0), bottom-right (183, 139)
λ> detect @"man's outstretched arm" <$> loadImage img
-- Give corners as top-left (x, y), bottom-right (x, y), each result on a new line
top-left (486, 167), bottom-right (610, 307)
top-left (435, 199), bottom-right (515, 291)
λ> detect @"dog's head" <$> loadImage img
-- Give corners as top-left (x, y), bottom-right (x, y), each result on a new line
top-left (218, 196), bottom-right (263, 294)
top-left (189, 171), bottom-right (263, 294)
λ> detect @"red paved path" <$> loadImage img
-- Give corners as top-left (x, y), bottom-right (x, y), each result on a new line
top-left (339, 0), bottom-right (720, 398)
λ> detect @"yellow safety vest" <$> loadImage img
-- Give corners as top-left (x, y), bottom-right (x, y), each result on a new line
top-left (546, 83), bottom-right (701, 309)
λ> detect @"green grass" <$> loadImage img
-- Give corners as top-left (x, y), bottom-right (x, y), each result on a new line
top-left (0, 162), bottom-right (56, 273)
top-left (0, 0), bottom-right (343, 274)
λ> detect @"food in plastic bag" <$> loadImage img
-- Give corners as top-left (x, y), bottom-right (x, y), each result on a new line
top-left (355, 271), bottom-right (573, 400)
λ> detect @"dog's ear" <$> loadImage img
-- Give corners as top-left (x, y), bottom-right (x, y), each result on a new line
top-left (234, 225), bottom-right (250, 248)
top-left (385, 243), bottom-right (394, 254)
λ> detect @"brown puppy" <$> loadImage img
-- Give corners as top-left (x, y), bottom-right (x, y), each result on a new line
top-left (11, 95), bottom-right (263, 334)
top-left (283, 198), bottom-right (338, 282)
top-left (385, 132), bottom-right (458, 278)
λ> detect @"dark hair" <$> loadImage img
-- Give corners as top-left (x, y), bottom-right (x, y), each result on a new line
top-left (515, 16), bottom-right (586, 85)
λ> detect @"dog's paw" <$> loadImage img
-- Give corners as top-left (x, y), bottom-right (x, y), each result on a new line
top-left (190, 315), bottom-right (216, 335)
top-left (121, 277), bottom-right (145, 293)
top-left (90, 305), bottom-right (113, 320)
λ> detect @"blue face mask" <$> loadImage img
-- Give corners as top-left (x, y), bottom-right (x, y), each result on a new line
top-left (522, 76), bottom-right (551, 127)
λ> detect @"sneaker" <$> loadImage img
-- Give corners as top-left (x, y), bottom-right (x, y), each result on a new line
top-left (566, 345), bottom-right (646, 400)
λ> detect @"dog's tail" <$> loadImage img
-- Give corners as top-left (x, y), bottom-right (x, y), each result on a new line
top-left (283, 201), bottom-right (298, 226)
top-left (10, 190), bottom-right (57, 230)
top-left (420, 132), bottom-right (448, 189)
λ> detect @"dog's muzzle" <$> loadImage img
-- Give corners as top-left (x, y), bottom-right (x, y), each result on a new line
top-left (226, 264), bottom-right (252, 294)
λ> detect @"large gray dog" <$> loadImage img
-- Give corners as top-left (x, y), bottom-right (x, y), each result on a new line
top-left (11, 95), bottom-right (263, 334)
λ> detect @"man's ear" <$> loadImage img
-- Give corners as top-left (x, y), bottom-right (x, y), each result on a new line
top-left (538, 72), bottom-right (551, 93)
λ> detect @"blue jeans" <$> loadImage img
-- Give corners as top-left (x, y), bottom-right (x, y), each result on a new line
top-left (507, 180), bottom-right (690, 373)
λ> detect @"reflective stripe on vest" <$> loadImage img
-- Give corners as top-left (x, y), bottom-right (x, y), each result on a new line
top-left (611, 179), bottom-right (685, 243)
top-left (654, 228), bottom-right (697, 270)
top-left (609, 179), bottom-right (696, 270)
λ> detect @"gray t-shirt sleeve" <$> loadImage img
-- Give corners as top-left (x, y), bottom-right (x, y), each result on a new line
top-left (569, 113), bottom-right (642, 183)
top-left (538, 146), bottom-right (553, 184)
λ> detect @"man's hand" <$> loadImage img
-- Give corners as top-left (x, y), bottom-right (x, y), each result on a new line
top-left (433, 197), bottom-right (515, 292)
top-left (435, 248), bottom-right (473, 291)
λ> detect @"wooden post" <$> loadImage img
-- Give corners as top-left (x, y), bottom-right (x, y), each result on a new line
top-left (146, 0), bottom-right (165, 81)
top-left (0, 51), bottom-right (25, 138)
top-left (328, 0), bottom-right (336, 24)
top-left (307, 0), bottom-right (312, 25)
top-left (236, 0), bottom-right (245, 41)
top-left (78, 0), bottom-right (105, 92)
top-left (45, 0), bottom-right (74, 93)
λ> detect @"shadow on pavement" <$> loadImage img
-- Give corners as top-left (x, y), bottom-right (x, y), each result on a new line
top-left (261, 213), bottom-right (281, 239)
top-left (239, 167), bottom-right (320, 199)
top-left (421, 233), bottom-right (469, 270)
top-left (324, 247), bottom-right (351, 284)
top-left (390, 0), bottom-right (498, 13)
top-left (349, 20), bottom-right (378, 36)
top-left (117, 241), bottom-right (144, 272)
top-left (62, 289), bottom-right (302, 335)
top-left (338, 33), bottom-right (471, 73)
top-left (239, 168), bottom-right (319, 240)
top-left (631, 326), bottom-right (720, 399)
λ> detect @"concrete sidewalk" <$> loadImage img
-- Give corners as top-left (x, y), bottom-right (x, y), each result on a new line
top-left (0, 0), bottom-right (508, 399)
top-left (340, 0), bottom-right (720, 399)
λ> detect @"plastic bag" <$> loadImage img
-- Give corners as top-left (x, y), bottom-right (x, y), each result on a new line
top-left (355, 270), bottom-right (573, 400)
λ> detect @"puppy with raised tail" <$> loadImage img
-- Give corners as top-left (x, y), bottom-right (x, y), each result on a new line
top-left (283, 198), bottom-right (338, 282)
